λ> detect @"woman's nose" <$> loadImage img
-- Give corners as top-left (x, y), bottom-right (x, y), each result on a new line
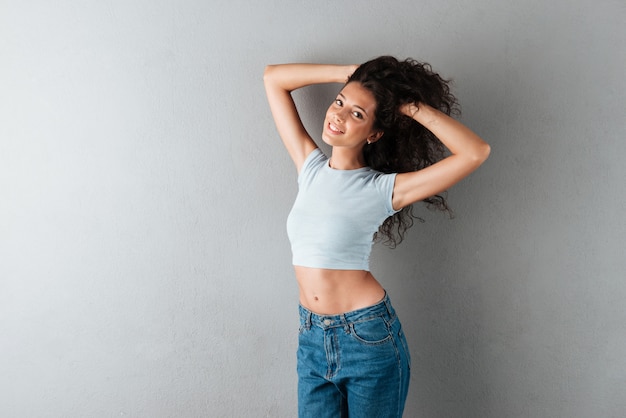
top-left (334, 109), bottom-right (346, 122)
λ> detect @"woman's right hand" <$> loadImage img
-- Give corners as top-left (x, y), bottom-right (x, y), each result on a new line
top-left (346, 64), bottom-right (359, 79)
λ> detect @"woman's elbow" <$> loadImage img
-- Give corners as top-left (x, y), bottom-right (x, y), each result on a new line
top-left (480, 142), bottom-right (491, 161)
top-left (263, 65), bottom-right (277, 83)
top-left (474, 142), bottom-right (491, 165)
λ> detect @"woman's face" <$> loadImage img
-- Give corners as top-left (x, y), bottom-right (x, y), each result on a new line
top-left (321, 82), bottom-right (381, 149)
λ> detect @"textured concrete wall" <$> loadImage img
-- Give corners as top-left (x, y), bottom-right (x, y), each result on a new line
top-left (1, 0), bottom-right (624, 417)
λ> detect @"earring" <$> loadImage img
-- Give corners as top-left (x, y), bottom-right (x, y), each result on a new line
top-left (367, 139), bottom-right (372, 144)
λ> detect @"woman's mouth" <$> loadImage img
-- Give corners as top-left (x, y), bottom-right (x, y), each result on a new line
top-left (328, 123), bottom-right (344, 134)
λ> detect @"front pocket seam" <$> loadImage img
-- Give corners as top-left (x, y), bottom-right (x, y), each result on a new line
top-left (349, 323), bottom-right (392, 346)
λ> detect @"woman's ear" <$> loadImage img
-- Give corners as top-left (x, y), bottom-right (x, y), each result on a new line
top-left (367, 131), bottom-right (384, 144)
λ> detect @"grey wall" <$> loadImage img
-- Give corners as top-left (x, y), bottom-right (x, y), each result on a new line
top-left (1, 0), bottom-right (624, 417)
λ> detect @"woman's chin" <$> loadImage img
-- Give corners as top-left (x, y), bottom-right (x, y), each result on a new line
top-left (321, 134), bottom-right (334, 147)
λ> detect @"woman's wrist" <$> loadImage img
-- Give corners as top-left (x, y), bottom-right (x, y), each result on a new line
top-left (344, 64), bottom-right (358, 81)
top-left (331, 64), bottom-right (358, 83)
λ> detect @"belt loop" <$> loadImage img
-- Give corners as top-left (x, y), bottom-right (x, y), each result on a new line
top-left (341, 314), bottom-right (350, 334)
top-left (305, 311), bottom-right (312, 330)
top-left (383, 293), bottom-right (395, 319)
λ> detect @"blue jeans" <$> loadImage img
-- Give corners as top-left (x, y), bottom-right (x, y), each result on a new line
top-left (297, 293), bottom-right (411, 417)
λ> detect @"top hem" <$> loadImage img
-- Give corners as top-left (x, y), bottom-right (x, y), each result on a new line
top-left (292, 263), bottom-right (370, 272)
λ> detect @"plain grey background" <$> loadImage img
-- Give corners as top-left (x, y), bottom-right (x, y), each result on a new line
top-left (1, 0), bottom-right (625, 417)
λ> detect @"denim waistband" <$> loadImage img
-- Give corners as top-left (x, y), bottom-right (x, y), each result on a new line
top-left (299, 293), bottom-right (396, 330)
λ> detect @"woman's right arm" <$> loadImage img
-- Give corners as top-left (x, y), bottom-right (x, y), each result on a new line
top-left (263, 64), bottom-right (356, 171)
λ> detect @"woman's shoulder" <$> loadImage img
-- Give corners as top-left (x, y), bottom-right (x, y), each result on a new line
top-left (297, 148), bottom-right (326, 183)
top-left (302, 148), bottom-right (326, 170)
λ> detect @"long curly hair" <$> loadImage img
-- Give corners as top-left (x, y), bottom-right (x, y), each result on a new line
top-left (348, 56), bottom-right (458, 247)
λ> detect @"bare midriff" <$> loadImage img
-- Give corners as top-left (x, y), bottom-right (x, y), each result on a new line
top-left (295, 266), bottom-right (386, 315)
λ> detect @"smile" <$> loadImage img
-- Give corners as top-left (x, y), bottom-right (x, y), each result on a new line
top-left (328, 123), bottom-right (344, 134)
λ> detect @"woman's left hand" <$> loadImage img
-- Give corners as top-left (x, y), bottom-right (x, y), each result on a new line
top-left (399, 102), bottom-right (420, 119)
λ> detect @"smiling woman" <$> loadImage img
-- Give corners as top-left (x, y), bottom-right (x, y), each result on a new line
top-left (321, 83), bottom-right (382, 158)
top-left (263, 56), bottom-right (490, 418)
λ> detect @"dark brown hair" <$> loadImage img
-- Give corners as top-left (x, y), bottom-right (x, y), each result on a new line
top-left (348, 56), bottom-right (458, 246)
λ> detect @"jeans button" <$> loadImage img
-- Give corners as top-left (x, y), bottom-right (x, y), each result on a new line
top-left (323, 319), bottom-right (332, 326)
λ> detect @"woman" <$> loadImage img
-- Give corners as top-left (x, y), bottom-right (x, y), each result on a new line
top-left (263, 56), bottom-right (490, 417)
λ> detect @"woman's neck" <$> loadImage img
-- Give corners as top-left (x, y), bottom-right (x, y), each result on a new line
top-left (329, 147), bottom-right (366, 170)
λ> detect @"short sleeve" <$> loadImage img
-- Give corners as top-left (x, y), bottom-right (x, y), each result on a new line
top-left (374, 172), bottom-right (400, 216)
top-left (297, 148), bottom-right (327, 187)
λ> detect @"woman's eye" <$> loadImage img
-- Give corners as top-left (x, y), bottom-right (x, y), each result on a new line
top-left (334, 99), bottom-right (343, 106)
top-left (352, 111), bottom-right (363, 119)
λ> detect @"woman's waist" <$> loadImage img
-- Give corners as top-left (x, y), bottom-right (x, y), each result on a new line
top-left (295, 266), bottom-right (385, 315)
top-left (299, 292), bottom-right (396, 329)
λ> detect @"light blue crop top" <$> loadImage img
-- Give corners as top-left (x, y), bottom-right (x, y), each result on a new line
top-left (286, 148), bottom-right (399, 271)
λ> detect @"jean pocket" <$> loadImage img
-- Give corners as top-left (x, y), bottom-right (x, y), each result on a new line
top-left (350, 317), bottom-right (392, 345)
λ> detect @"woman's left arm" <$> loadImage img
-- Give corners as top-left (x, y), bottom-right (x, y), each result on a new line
top-left (392, 103), bottom-right (491, 210)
